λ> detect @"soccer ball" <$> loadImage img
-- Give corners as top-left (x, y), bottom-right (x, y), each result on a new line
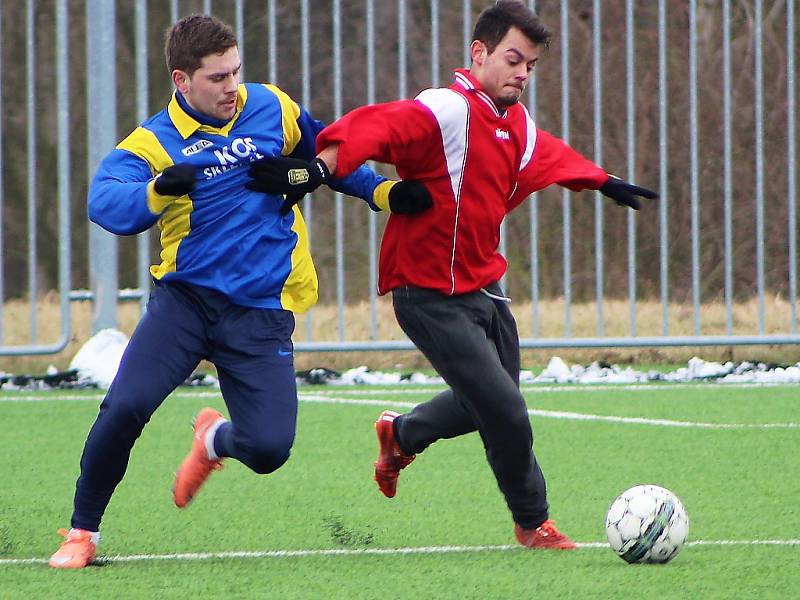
top-left (605, 484), bottom-right (689, 564)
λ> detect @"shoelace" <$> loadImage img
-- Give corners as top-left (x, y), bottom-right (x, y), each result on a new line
top-left (58, 528), bottom-right (84, 540)
top-left (536, 521), bottom-right (560, 538)
top-left (56, 528), bottom-right (93, 545)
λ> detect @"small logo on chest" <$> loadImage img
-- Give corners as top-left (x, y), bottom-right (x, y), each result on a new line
top-left (495, 128), bottom-right (510, 141)
top-left (181, 139), bottom-right (213, 156)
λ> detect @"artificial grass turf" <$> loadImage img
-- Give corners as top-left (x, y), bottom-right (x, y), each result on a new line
top-left (0, 384), bottom-right (797, 599)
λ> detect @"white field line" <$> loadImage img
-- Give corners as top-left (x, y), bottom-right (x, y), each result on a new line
top-left (2, 380), bottom-right (800, 404)
top-left (308, 382), bottom-right (800, 394)
top-left (1, 391), bottom-right (797, 429)
top-left (0, 394), bottom-right (105, 402)
top-left (297, 394), bottom-right (800, 429)
top-left (2, 539), bottom-right (798, 566)
top-left (525, 409), bottom-right (799, 429)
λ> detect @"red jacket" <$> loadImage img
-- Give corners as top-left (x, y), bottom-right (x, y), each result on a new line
top-left (317, 69), bottom-right (608, 296)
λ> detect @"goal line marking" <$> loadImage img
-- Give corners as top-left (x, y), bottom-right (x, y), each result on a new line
top-left (1, 539), bottom-right (797, 566)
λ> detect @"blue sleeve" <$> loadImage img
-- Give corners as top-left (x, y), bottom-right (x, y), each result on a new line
top-left (87, 149), bottom-right (161, 235)
top-left (293, 107), bottom-right (387, 211)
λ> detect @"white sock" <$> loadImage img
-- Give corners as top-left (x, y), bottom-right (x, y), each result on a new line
top-left (204, 418), bottom-right (227, 461)
top-left (71, 528), bottom-right (100, 546)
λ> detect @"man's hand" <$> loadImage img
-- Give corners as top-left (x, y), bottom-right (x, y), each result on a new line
top-left (247, 156), bottom-right (330, 196)
top-left (387, 180), bottom-right (433, 215)
top-left (598, 175), bottom-right (658, 210)
top-left (154, 163), bottom-right (196, 196)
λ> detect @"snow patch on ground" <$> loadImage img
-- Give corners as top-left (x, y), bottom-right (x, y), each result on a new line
top-left (68, 328), bottom-right (130, 389)
top-left (3, 329), bottom-right (800, 390)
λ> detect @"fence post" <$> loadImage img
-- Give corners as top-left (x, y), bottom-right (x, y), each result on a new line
top-left (86, 0), bottom-right (118, 333)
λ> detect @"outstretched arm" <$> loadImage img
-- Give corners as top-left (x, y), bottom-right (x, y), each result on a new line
top-left (509, 128), bottom-right (656, 211)
top-left (279, 103), bottom-right (393, 213)
top-left (247, 99), bottom-right (438, 214)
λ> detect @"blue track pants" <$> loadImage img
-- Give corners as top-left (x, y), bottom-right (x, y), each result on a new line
top-left (71, 281), bottom-right (297, 531)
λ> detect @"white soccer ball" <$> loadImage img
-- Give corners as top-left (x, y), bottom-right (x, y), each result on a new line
top-left (605, 484), bottom-right (689, 564)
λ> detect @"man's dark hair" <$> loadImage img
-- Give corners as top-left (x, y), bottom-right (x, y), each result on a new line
top-left (473, 1), bottom-right (551, 54)
top-left (165, 14), bottom-right (238, 75)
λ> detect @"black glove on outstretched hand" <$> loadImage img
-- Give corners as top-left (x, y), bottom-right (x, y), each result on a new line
top-left (154, 163), bottom-right (196, 197)
top-left (598, 175), bottom-right (658, 210)
top-left (247, 156), bottom-right (331, 196)
top-left (387, 180), bottom-right (433, 215)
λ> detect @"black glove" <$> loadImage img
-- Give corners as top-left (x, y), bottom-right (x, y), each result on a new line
top-left (154, 163), bottom-right (196, 196)
top-left (387, 180), bottom-right (433, 215)
top-left (598, 175), bottom-right (658, 210)
top-left (247, 156), bottom-right (330, 196)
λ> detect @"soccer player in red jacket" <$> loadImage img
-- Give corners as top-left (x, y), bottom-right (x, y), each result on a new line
top-left (248, 0), bottom-right (657, 549)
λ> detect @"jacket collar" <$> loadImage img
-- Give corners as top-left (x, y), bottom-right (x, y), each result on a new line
top-left (452, 69), bottom-right (507, 118)
top-left (167, 84), bottom-right (247, 139)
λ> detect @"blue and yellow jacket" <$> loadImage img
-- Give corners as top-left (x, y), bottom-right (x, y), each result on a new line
top-left (88, 82), bottom-right (395, 313)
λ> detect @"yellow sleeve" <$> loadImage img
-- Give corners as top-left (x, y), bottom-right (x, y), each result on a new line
top-left (117, 127), bottom-right (177, 214)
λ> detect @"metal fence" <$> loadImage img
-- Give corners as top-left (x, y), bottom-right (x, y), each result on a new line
top-left (0, 0), bottom-right (797, 356)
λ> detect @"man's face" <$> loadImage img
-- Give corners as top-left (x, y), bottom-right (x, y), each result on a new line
top-left (470, 27), bottom-right (541, 109)
top-left (173, 46), bottom-right (241, 121)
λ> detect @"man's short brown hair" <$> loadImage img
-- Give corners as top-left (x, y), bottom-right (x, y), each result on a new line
top-left (165, 14), bottom-right (238, 75)
top-left (473, 1), bottom-right (551, 54)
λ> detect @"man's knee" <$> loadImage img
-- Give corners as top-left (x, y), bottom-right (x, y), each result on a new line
top-left (240, 437), bottom-right (293, 474)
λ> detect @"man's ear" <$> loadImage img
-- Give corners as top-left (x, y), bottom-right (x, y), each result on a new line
top-left (470, 40), bottom-right (487, 66)
top-left (171, 69), bottom-right (190, 93)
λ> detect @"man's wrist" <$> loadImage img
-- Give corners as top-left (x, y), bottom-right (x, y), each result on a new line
top-left (310, 157), bottom-right (331, 184)
top-left (316, 144), bottom-right (339, 177)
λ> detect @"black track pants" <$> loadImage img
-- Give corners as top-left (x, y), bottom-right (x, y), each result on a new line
top-left (391, 284), bottom-right (549, 529)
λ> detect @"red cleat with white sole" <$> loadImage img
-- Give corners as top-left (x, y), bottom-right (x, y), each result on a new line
top-left (373, 410), bottom-right (416, 498)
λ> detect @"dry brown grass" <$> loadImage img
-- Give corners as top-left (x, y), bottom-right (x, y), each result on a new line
top-left (1, 295), bottom-right (799, 374)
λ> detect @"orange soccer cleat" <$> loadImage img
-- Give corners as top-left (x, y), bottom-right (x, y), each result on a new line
top-left (48, 528), bottom-right (97, 569)
top-left (173, 407), bottom-right (226, 508)
top-left (515, 520), bottom-right (578, 550)
top-left (373, 410), bottom-right (416, 498)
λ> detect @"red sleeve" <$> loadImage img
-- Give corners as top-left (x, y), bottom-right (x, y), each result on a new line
top-left (508, 128), bottom-right (609, 210)
top-left (316, 100), bottom-right (440, 177)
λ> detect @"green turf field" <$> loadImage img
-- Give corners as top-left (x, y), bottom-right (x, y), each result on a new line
top-left (0, 383), bottom-right (797, 599)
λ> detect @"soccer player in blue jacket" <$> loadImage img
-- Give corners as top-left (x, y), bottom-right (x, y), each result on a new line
top-left (49, 14), bottom-right (431, 569)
